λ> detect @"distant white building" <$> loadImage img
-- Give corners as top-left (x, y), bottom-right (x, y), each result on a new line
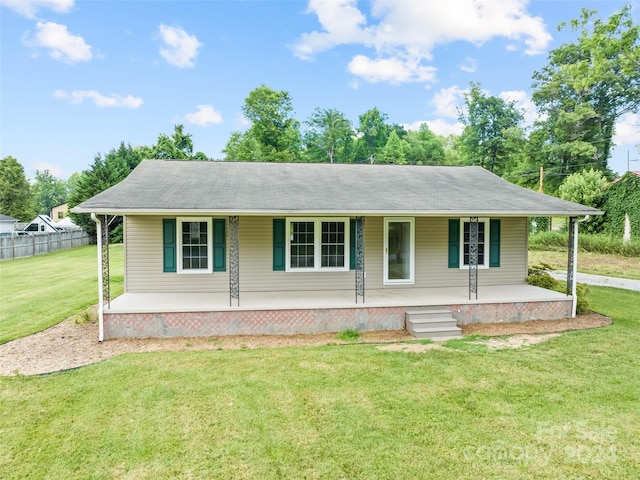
top-left (0, 214), bottom-right (18, 233)
top-left (22, 215), bottom-right (64, 233)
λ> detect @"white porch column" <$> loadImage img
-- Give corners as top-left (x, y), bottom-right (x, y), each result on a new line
top-left (567, 216), bottom-right (590, 318)
top-left (570, 217), bottom-right (579, 318)
top-left (91, 213), bottom-right (104, 342)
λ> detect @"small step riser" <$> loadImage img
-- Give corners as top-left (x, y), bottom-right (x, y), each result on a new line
top-left (407, 324), bottom-right (462, 336)
top-left (406, 312), bottom-right (453, 320)
top-left (412, 330), bottom-right (462, 340)
top-left (408, 320), bottom-right (457, 330)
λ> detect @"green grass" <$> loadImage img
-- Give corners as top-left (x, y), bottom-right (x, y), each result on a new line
top-left (0, 245), bottom-right (124, 344)
top-left (1, 286), bottom-right (639, 479)
top-left (336, 328), bottom-right (360, 342)
top-left (529, 231), bottom-right (640, 257)
top-left (529, 249), bottom-right (640, 280)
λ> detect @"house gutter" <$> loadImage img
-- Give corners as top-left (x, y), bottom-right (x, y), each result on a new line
top-left (572, 215), bottom-right (591, 318)
top-left (91, 213), bottom-right (104, 343)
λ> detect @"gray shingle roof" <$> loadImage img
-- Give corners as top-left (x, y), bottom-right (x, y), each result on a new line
top-left (73, 160), bottom-right (602, 217)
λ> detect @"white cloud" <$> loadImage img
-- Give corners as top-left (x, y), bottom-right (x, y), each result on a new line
top-left (404, 119), bottom-right (464, 137)
top-left (459, 57), bottom-right (477, 73)
top-left (23, 21), bottom-right (92, 64)
top-left (158, 24), bottom-right (202, 68)
top-left (426, 119), bottom-right (464, 137)
top-left (292, 0), bottom-right (372, 60)
top-left (184, 105), bottom-right (223, 126)
top-left (347, 55), bottom-right (437, 84)
top-left (498, 90), bottom-right (543, 126)
top-left (614, 112), bottom-right (640, 145)
top-left (1, 0), bottom-right (73, 19)
top-left (54, 89), bottom-right (143, 108)
top-left (33, 161), bottom-right (66, 178)
top-left (431, 85), bottom-right (466, 119)
top-left (294, 0), bottom-right (552, 85)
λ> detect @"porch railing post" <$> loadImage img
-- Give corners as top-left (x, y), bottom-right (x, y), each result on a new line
top-left (355, 217), bottom-right (365, 304)
top-left (102, 215), bottom-right (110, 308)
top-left (469, 217), bottom-right (479, 300)
top-left (229, 216), bottom-right (240, 307)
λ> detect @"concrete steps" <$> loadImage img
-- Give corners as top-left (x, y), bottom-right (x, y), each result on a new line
top-left (405, 308), bottom-right (462, 340)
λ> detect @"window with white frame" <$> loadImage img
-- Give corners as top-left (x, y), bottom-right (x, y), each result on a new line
top-left (461, 218), bottom-right (488, 268)
top-left (178, 217), bottom-right (212, 273)
top-left (287, 218), bottom-right (349, 271)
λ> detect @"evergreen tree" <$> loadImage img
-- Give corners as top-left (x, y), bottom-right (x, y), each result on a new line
top-left (0, 156), bottom-right (34, 221)
top-left (68, 143), bottom-right (144, 238)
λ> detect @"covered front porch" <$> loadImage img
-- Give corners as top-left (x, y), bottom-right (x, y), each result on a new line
top-left (102, 285), bottom-right (573, 339)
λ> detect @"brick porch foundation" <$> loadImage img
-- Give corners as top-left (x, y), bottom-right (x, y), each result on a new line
top-left (103, 298), bottom-right (573, 339)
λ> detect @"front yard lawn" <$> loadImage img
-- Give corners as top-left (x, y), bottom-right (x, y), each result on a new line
top-left (0, 245), bottom-right (124, 344)
top-left (0, 286), bottom-right (638, 479)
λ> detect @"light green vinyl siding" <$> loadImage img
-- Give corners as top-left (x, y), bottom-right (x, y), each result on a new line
top-left (125, 216), bottom-right (228, 293)
top-left (123, 215), bottom-right (527, 295)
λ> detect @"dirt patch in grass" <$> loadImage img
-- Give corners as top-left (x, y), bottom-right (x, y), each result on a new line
top-left (0, 312), bottom-right (610, 376)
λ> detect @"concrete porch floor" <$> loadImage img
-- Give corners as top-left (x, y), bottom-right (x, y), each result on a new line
top-left (105, 284), bottom-right (570, 314)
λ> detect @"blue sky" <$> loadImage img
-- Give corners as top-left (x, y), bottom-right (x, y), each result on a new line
top-left (1, 0), bottom-right (639, 180)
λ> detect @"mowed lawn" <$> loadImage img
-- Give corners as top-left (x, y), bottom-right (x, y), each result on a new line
top-left (0, 286), bottom-right (638, 479)
top-left (0, 245), bottom-right (124, 344)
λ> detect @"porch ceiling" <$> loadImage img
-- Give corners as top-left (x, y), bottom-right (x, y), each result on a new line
top-left (105, 284), bottom-right (569, 314)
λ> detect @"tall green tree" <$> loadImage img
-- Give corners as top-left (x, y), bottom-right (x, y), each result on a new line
top-left (531, 5), bottom-right (640, 177)
top-left (225, 85), bottom-right (301, 162)
top-left (380, 130), bottom-right (408, 164)
top-left (0, 156), bottom-right (33, 221)
top-left (458, 83), bottom-right (525, 175)
top-left (356, 108), bottom-right (391, 163)
top-left (404, 124), bottom-right (447, 165)
top-left (31, 170), bottom-right (68, 216)
top-left (68, 143), bottom-right (144, 238)
top-left (303, 108), bottom-right (353, 163)
top-left (140, 124), bottom-right (208, 160)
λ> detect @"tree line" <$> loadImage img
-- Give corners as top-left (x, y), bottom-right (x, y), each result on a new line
top-left (0, 6), bottom-right (637, 237)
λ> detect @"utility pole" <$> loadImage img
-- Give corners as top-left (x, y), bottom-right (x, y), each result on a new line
top-left (539, 166), bottom-right (544, 193)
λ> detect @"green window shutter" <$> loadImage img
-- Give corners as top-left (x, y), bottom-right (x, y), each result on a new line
top-left (448, 219), bottom-right (460, 268)
top-left (213, 218), bottom-right (226, 272)
top-left (162, 219), bottom-right (176, 273)
top-left (489, 219), bottom-right (501, 268)
top-left (349, 219), bottom-right (356, 270)
top-left (273, 219), bottom-right (285, 271)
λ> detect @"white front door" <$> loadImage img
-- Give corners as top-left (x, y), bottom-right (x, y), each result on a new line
top-left (384, 218), bottom-right (414, 284)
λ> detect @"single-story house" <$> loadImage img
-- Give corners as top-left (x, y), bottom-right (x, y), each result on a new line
top-left (0, 214), bottom-right (18, 234)
top-left (73, 160), bottom-right (602, 341)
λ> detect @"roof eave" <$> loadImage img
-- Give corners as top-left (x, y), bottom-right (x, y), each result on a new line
top-left (71, 207), bottom-right (603, 217)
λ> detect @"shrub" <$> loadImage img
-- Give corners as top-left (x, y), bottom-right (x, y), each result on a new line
top-left (527, 264), bottom-right (590, 314)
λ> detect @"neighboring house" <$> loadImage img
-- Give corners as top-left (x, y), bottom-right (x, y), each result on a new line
top-left (73, 161), bottom-right (602, 341)
top-left (22, 214), bottom-right (64, 233)
top-left (0, 214), bottom-right (18, 234)
top-left (51, 203), bottom-right (69, 221)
